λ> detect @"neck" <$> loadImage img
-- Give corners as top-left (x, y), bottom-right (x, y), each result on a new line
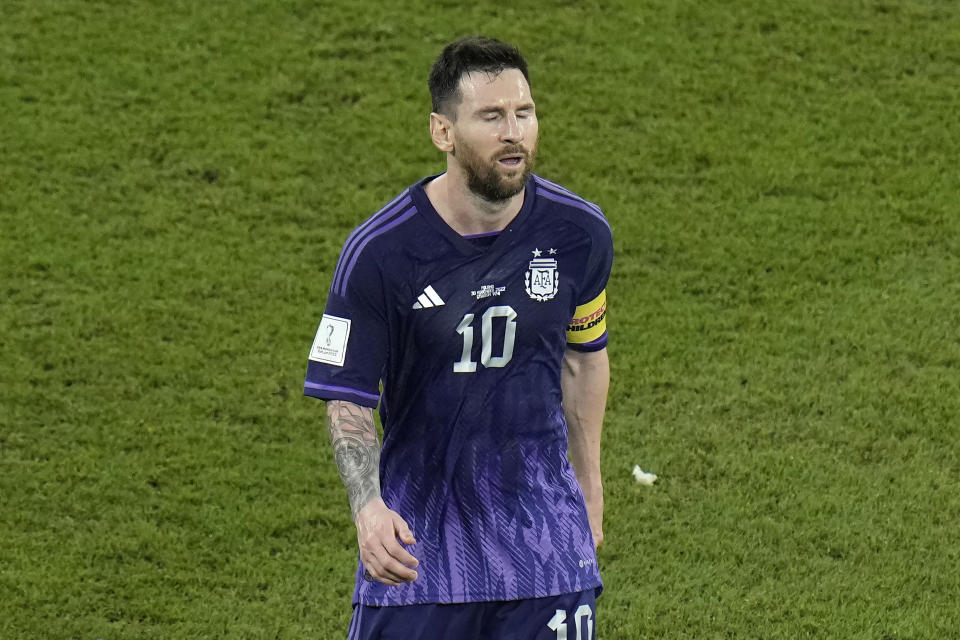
top-left (424, 169), bottom-right (525, 236)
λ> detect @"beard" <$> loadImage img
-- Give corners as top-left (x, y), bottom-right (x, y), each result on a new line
top-left (454, 140), bottom-right (537, 204)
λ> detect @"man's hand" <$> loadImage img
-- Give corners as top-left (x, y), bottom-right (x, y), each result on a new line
top-left (355, 498), bottom-right (420, 586)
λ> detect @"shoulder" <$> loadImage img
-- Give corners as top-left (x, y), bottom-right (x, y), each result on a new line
top-left (531, 175), bottom-right (613, 259)
top-left (531, 175), bottom-right (611, 238)
top-left (344, 188), bottom-right (420, 252)
top-left (330, 187), bottom-right (421, 297)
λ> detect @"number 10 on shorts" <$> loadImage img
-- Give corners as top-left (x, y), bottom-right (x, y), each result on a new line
top-left (547, 604), bottom-right (594, 640)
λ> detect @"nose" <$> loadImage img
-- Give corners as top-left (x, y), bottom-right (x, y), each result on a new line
top-left (500, 113), bottom-right (524, 144)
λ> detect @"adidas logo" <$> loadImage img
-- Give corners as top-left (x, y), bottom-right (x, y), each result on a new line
top-left (412, 285), bottom-right (445, 309)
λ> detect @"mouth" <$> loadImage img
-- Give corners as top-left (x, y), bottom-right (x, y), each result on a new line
top-left (497, 154), bottom-right (525, 168)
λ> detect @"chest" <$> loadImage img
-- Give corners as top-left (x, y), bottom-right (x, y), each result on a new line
top-left (384, 233), bottom-right (591, 372)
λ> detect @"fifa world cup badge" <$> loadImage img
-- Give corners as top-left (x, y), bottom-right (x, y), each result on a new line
top-left (525, 248), bottom-right (559, 301)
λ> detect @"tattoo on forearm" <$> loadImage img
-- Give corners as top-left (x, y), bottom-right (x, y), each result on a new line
top-left (326, 401), bottom-right (381, 518)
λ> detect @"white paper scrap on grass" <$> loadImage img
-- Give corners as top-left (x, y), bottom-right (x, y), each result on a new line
top-left (632, 465), bottom-right (658, 485)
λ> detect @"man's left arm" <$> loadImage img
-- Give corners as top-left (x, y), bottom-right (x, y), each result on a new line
top-left (561, 347), bottom-right (610, 548)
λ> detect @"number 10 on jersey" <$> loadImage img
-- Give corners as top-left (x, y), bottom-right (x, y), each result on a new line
top-left (548, 605), bottom-right (594, 640)
top-left (453, 305), bottom-right (517, 373)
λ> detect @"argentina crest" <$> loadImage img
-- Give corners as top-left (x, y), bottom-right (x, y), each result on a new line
top-left (525, 248), bottom-right (559, 302)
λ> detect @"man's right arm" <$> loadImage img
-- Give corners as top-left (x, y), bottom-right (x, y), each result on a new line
top-left (325, 400), bottom-right (419, 586)
top-left (326, 400), bottom-right (382, 518)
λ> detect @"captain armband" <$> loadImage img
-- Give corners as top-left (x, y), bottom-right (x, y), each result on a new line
top-left (566, 289), bottom-right (607, 344)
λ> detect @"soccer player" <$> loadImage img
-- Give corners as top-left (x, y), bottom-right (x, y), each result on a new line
top-left (304, 36), bottom-right (612, 639)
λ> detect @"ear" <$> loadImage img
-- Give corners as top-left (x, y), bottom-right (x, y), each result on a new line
top-left (429, 112), bottom-right (455, 153)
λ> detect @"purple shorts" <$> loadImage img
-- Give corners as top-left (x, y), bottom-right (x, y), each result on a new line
top-left (347, 589), bottom-right (599, 640)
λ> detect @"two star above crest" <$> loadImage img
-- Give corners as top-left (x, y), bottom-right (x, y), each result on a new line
top-left (532, 248), bottom-right (558, 257)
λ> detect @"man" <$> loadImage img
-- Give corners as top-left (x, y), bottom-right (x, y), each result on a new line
top-left (304, 36), bottom-right (612, 639)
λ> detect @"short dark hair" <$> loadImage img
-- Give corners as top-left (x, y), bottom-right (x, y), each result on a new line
top-left (428, 36), bottom-right (530, 118)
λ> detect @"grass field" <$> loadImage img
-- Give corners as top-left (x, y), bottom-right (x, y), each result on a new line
top-left (2, 0), bottom-right (959, 637)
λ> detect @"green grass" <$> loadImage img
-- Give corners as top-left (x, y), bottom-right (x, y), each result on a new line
top-left (2, 0), bottom-right (959, 637)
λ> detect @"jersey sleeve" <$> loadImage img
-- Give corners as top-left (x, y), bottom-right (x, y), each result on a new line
top-left (303, 248), bottom-right (388, 408)
top-left (566, 219), bottom-right (613, 352)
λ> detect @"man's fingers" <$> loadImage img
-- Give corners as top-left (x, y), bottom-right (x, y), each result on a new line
top-left (389, 513), bottom-right (419, 566)
top-left (363, 564), bottom-right (401, 587)
top-left (396, 521), bottom-right (417, 545)
top-left (378, 541), bottom-right (419, 582)
top-left (364, 557), bottom-right (417, 585)
top-left (361, 551), bottom-right (404, 586)
top-left (383, 536), bottom-right (419, 569)
top-left (362, 539), bottom-right (418, 584)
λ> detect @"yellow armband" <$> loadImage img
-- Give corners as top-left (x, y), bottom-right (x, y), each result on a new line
top-left (566, 289), bottom-right (607, 344)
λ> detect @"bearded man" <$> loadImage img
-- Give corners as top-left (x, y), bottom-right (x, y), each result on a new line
top-left (304, 36), bottom-right (613, 640)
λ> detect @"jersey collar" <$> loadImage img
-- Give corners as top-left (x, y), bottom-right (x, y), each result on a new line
top-left (410, 174), bottom-right (537, 256)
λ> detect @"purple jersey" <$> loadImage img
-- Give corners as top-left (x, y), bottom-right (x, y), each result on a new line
top-left (304, 174), bottom-right (613, 606)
